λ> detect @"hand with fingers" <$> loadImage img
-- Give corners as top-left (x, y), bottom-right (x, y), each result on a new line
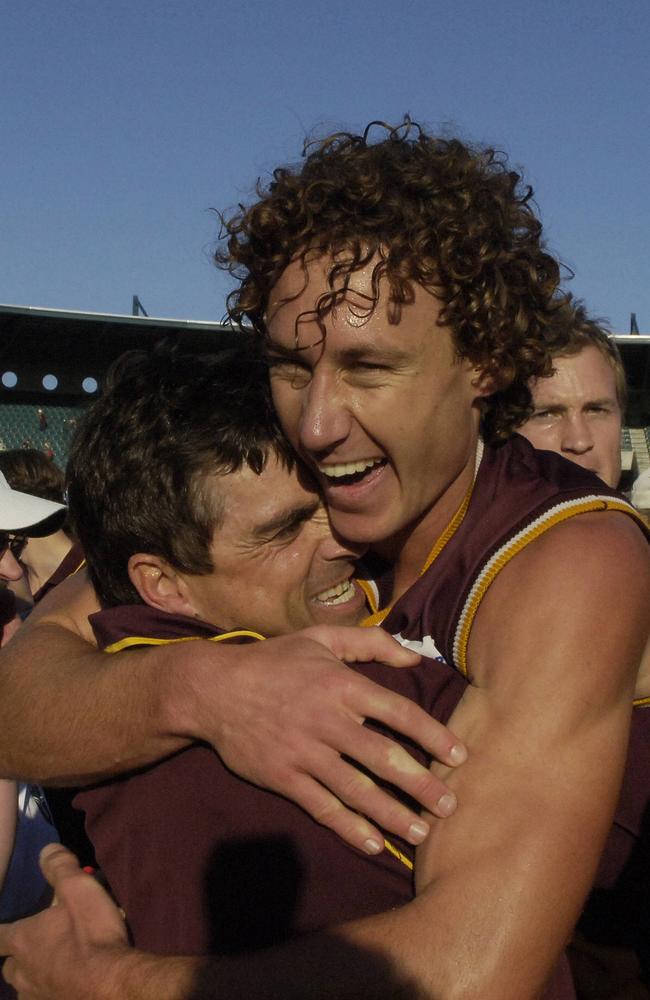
top-left (195, 624), bottom-right (467, 855)
top-left (0, 844), bottom-right (129, 1000)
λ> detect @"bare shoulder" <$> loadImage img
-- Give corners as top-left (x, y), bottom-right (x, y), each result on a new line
top-left (26, 569), bottom-right (99, 644)
top-left (468, 510), bottom-right (650, 699)
top-left (516, 509), bottom-right (650, 574)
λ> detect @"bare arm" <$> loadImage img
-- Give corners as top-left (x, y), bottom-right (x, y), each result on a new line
top-left (0, 573), bottom-right (466, 853)
top-left (344, 513), bottom-right (650, 998)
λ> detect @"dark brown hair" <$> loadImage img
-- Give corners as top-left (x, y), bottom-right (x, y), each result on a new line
top-left (216, 117), bottom-right (573, 391)
top-left (66, 340), bottom-right (294, 607)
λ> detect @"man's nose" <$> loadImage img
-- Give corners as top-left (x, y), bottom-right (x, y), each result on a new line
top-left (315, 519), bottom-right (367, 563)
top-left (298, 373), bottom-right (352, 455)
top-left (561, 414), bottom-right (594, 455)
top-left (0, 548), bottom-right (24, 583)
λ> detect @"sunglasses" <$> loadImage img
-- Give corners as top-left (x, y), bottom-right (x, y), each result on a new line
top-left (0, 533), bottom-right (28, 561)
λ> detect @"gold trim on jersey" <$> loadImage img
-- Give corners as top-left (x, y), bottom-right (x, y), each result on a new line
top-left (453, 497), bottom-right (646, 677)
top-left (357, 578), bottom-right (380, 616)
top-left (359, 444), bottom-right (484, 628)
top-left (383, 837), bottom-right (414, 871)
top-left (103, 629), bottom-right (265, 654)
top-left (633, 696), bottom-right (650, 708)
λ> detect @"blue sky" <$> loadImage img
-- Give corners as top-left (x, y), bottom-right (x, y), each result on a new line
top-left (2, 0), bottom-right (649, 331)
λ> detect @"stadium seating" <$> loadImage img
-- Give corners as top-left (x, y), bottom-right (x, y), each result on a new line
top-left (0, 402), bottom-right (83, 466)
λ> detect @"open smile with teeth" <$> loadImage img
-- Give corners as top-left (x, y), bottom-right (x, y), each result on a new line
top-left (314, 579), bottom-right (357, 605)
top-left (318, 457), bottom-right (385, 481)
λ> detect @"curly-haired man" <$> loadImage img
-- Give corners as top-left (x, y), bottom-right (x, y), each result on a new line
top-left (0, 120), bottom-right (649, 1000)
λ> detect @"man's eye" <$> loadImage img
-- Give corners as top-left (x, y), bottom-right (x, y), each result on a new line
top-left (346, 362), bottom-right (392, 381)
top-left (531, 409), bottom-right (554, 420)
top-left (271, 522), bottom-right (303, 543)
top-left (268, 359), bottom-right (311, 385)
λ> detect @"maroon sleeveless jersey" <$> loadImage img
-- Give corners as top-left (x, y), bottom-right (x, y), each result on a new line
top-left (364, 436), bottom-right (646, 676)
top-left (360, 435), bottom-right (650, 992)
top-left (75, 606), bottom-right (465, 957)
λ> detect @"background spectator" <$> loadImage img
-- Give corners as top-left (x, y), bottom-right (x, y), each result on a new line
top-left (0, 450), bottom-right (83, 604)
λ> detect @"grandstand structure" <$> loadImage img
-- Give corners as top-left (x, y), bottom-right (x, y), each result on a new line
top-left (0, 304), bottom-right (238, 467)
top-left (1, 304), bottom-right (650, 489)
top-left (617, 336), bottom-right (650, 487)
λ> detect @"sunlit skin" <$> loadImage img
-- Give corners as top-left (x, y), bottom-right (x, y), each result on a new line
top-left (162, 456), bottom-right (368, 637)
top-left (518, 346), bottom-right (622, 488)
top-left (266, 254), bottom-right (492, 601)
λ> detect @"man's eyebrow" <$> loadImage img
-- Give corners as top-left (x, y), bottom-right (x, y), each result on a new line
top-left (265, 342), bottom-right (307, 360)
top-left (584, 396), bottom-right (618, 407)
top-left (253, 500), bottom-right (320, 539)
top-left (338, 344), bottom-right (410, 364)
top-left (265, 342), bottom-right (409, 364)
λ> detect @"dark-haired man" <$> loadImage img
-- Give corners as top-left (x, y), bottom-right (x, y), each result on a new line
top-left (0, 120), bottom-right (649, 999)
top-left (0, 347), bottom-right (445, 957)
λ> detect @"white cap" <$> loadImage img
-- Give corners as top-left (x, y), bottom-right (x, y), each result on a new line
top-left (631, 468), bottom-right (650, 511)
top-left (0, 471), bottom-right (66, 534)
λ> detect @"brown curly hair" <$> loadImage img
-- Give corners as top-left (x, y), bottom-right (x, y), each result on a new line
top-left (216, 117), bottom-right (574, 394)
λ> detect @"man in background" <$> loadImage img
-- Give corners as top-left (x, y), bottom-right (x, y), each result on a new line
top-left (515, 313), bottom-right (625, 488)
top-left (0, 450), bottom-right (84, 604)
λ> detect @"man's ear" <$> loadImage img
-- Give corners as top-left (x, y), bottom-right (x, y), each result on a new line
top-left (471, 366), bottom-right (500, 397)
top-left (128, 554), bottom-right (195, 617)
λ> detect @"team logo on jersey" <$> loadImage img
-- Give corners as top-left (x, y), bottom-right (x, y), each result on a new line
top-left (392, 632), bottom-right (444, 662)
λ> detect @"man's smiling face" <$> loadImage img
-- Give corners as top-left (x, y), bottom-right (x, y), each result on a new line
top-left (265, 254), bottom-right (487, 558)
top-left (180, 456), bottom-right (367, 637)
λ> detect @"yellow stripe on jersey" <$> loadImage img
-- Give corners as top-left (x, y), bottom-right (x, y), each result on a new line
top-left (361, 606), bottom-right (391, 628)
top-left (419, 475), bottom-right (475, 577)
top-left (71, 557), bottom-right (86, 577)
top-left (633, 696), bottom-right (650, 708)
top-left (103, 629), bottom-right (265, 654)
top-left (383, 838), bottom-right (414, 871)
top-left (359, 469), bottom-right (477, 629)
top-left (453, 498), bottom-right (646, 677)
top-left (357, 578), bottom-right (380, 618)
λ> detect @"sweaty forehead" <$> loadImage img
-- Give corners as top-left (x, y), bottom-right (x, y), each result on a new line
top-left (266, 255), bottom-right (379, 327)
top-left (265, 253), bottom-right (441, 353)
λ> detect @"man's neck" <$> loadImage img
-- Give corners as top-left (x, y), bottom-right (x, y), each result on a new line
top-left (25, 532), bottom-right (73, 593)
top-left (374, 445), bottom-right (480, 605)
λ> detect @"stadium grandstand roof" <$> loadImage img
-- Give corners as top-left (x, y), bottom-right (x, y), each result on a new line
top-left (0, 303), bottom-right (242, 398)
